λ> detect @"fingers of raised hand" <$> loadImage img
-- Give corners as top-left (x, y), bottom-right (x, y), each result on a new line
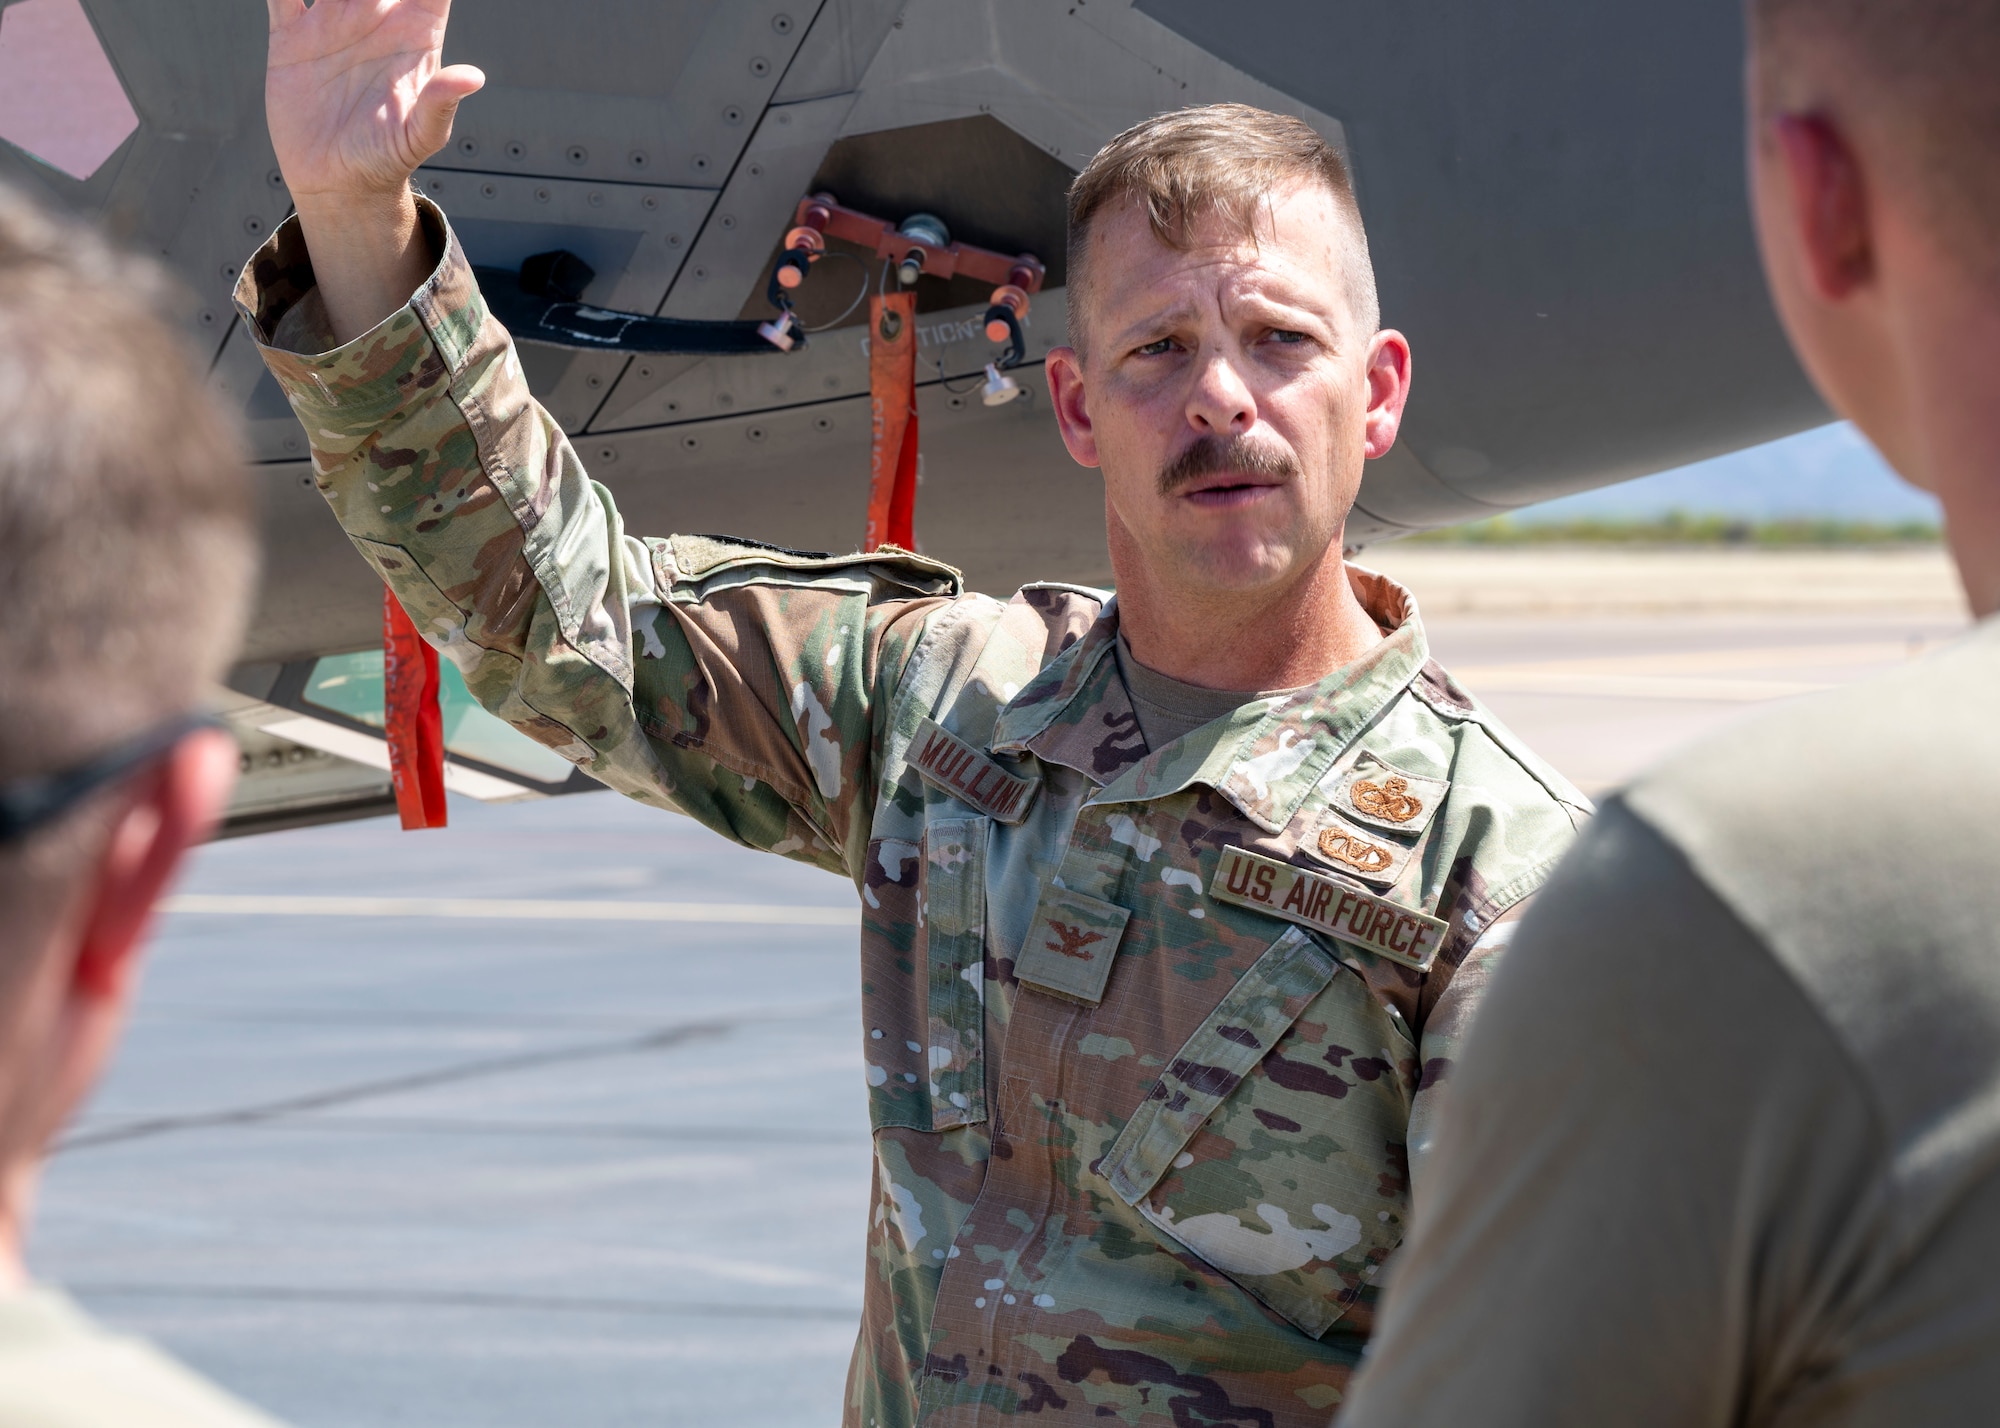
top-left (426, 63), bottom-right (486, 105)
top-left (410, 65), bottom-right (486, 159)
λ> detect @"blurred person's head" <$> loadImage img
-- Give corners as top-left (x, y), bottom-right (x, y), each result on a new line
top-left (1746, 0), bottom-right (2000, 613)
top-left (0, 183), bottom-right (253, 1284)
top-left (1045, 105), bottom-right (1411, 624)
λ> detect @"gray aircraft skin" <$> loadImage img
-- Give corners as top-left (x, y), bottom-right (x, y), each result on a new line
top-left (0, 0), bottom-right (1823, 831)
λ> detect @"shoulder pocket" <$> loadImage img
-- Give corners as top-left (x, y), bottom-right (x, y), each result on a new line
top-left (1097, 926), bottom-right (1415, 1338)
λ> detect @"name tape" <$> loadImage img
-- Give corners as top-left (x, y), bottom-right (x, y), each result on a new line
top-left (1209, 846), bottom-right (1449, 972)
top-left (909, 717), bottom-right (1038, 823)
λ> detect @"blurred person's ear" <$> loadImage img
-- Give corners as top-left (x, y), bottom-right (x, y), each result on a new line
top-left (1771, 114), bottom-right (1875, 301)
top-left (51, 731), bottom-right (237, 1119)
top-left (1750, 102), bottom-right (1913, 483)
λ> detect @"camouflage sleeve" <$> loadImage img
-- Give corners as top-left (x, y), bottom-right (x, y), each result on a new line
top-left (232, 199), bottom-right (961, 882)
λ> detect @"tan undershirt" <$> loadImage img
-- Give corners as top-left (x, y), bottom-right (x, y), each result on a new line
top-left (1115, 637), bottom-right (1307, 751)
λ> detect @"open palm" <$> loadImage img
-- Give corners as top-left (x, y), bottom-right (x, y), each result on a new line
top-left (265, 0), bottom-right (485, 203)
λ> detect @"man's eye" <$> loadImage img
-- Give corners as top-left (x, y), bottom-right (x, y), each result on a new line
top-left (1134, 338), bottom-right (1175, 357)
top-left (1268, 329), bottom-right (1310, 345)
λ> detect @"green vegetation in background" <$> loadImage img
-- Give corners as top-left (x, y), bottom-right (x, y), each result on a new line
top-left (1407, 512), bottom-right (1942, 546)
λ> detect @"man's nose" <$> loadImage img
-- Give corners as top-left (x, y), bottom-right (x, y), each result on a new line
top-left (1186, 351), bottom-right (1257, 436)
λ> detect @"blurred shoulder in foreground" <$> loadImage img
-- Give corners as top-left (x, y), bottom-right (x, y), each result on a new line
top-left (0, 182), bottom-right (277, 1424)
top-left (1338, 0), bottom-right (2000, 1421)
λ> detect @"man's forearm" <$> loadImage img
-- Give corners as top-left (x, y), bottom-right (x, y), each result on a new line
top-left (291, 189), bottom-right (435, 346)
top-left (238, 199), bottom-right (663, 807)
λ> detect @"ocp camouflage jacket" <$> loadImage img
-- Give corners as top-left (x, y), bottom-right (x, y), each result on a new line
top-left (238, 201), bottom-right (1590, 1428)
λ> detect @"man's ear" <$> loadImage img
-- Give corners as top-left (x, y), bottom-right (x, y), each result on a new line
top-left (71, 729), bottom-right (237, 1001)
top-left (1362, 330), bottom-right (1413, 461)
top-left (1773, 113), bottom-right (1875, 301)
top-left (1045, 346), bottom-right (1102, 470)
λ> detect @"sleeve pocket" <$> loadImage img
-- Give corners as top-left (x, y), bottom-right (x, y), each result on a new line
top-left (924, 818), bottom-right (988, 1130)
top-left (862, 819), bottom-right (989, 1133)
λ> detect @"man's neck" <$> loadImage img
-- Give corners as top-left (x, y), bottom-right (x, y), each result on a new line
top-left (1888, 290), bottom-right (2000, 618)
top-left (1113, 540), bottom-right (1386, 690)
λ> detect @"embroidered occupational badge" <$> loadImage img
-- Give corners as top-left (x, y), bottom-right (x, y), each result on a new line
top-left (1210, 845), bottom-right (1448, 972)
top-left (1305, 811), bottom-right (1414, 885)
top-left (908, 717), bottom-right (1039, 823)
top-left (1323, 752), bottom-right (1449, 836)
top-left (1015, 883), bottom-right (1131, 1004)
top-left (1352, 775), bottom-right (1423, 824)
top-left (1319, 826), bottom-right (1393, 874)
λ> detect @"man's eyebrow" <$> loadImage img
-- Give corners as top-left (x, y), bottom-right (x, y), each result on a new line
top-left (1103, 286), bottom-right (1340, 354)
top-left (1233, 283), bottom-right (1339, 331)
top-left (1106, 301), bottom-right (1200, 352)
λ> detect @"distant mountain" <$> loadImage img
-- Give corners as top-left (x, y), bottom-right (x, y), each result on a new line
top-left (1509, 423), bottom-right (1942, 525)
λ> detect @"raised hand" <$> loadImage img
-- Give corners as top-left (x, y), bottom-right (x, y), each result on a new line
top-left (266, 0), bottom-right (484, 204)
top-left (263, 0), bottom-right (486, 341)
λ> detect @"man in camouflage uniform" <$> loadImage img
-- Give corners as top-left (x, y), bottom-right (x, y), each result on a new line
top-left (253, 2), bottom-right (1587, 1422)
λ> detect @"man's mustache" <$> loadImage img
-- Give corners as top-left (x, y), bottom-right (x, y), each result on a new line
top-left (1157, 435), bottom-right (1300, 496)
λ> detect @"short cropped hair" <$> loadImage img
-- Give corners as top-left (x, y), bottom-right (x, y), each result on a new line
top-left (0, 183), bottom-right (253, 908)
top-left (1751, 0), bottom-right (2000, 284)
top-left (1065, 104), bottom-right (1380, 355)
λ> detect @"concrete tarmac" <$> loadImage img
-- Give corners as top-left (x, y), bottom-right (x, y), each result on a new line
top-left (29, 595), bottom-right (1972, 1426)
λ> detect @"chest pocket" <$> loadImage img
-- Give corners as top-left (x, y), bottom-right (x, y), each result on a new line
top-left (1096, 926), bottom-right (1416, 1338)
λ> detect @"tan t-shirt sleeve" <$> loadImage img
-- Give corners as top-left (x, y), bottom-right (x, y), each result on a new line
top-left (1337, 800), bottom-right (1885, 1428)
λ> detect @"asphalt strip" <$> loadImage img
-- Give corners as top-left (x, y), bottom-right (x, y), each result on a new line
top-left (54, 1018), bottom-right (742, 1153)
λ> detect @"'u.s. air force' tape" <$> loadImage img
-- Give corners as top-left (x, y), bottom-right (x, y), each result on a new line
top-left (1209, 845), bottom-right (1449, 972)
top-left (908, 717), bottom-right (1039, 823)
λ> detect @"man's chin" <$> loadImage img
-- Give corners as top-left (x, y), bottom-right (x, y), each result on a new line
top-left (1168, 537), bottom-right (1306, 595)
top-left (1107, 497), bottom-right (1344, 599)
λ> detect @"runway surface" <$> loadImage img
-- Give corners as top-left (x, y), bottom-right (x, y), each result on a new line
top-left (31, 602), bottom-right (1970, 1426)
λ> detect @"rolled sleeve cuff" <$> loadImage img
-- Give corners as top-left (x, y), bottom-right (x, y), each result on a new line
top-left (229, 195), bottom-right (491, 444)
